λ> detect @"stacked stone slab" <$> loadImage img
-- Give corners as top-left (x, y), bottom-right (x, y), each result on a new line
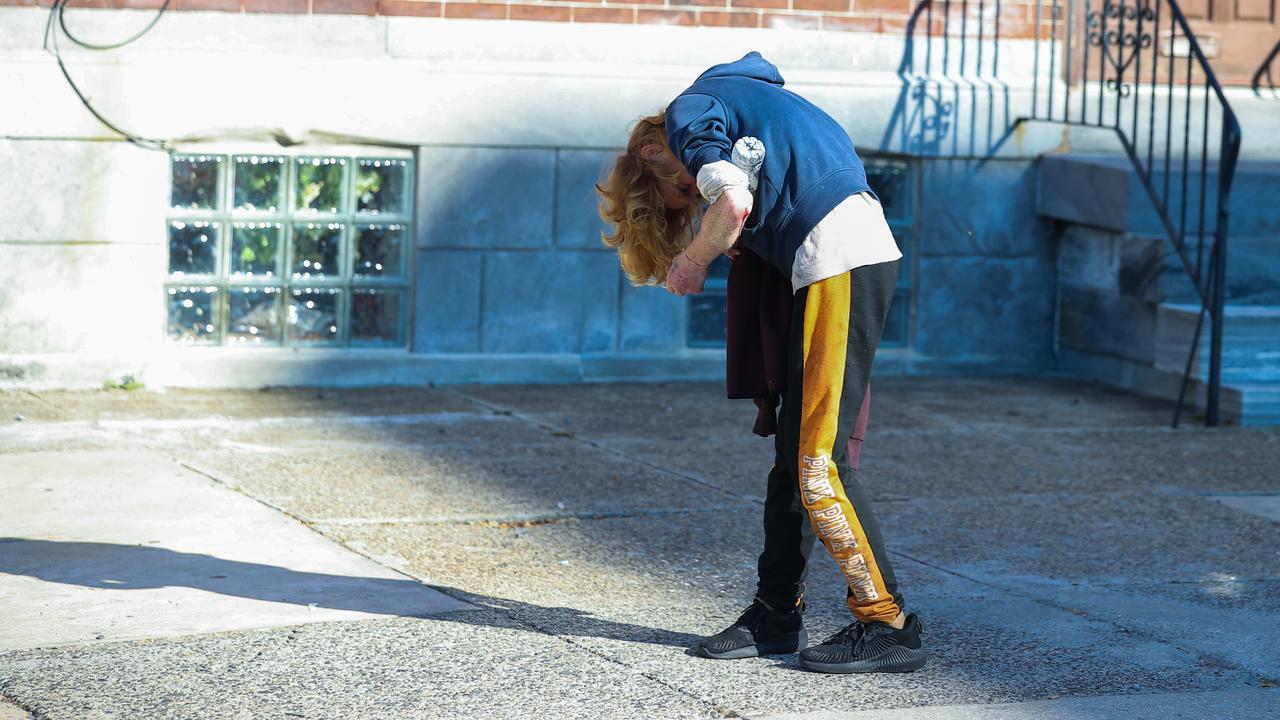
top-left (1038, 154), bottom-right (1280, 425)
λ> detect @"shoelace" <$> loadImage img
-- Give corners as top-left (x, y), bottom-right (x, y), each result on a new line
top-left (827, 621), bottom-right (898, 652)
top-left (824, 622), bottom-right (868, 649)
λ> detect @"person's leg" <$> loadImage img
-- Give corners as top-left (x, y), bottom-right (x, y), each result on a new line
top-left (755, 421), bottom-right (817, 610)
top-left (790, 259), bottom-right (926, 673)
top-left (783, 261), bottom-right (902, 623)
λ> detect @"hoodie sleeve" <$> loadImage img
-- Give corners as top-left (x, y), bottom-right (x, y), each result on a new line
top-left (665, 93), bottom-right (732, 180)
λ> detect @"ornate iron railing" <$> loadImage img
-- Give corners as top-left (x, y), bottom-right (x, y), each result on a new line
top-left (1026, 0), bottom-right (1243, 427)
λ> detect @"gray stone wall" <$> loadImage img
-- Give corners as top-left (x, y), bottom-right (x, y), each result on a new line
top-left (411, 146), bottom-right (687, 358)
top-left (913, 159), bottom-right (1057, 371)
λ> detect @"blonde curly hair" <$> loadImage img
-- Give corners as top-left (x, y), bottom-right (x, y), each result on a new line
top-left (596, 111), bottom-right (700, 287)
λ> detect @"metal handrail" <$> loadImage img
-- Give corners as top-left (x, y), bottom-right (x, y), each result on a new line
top-left (1024, 0), bottom-right (1242, 427)
top-left (1254, 40), bottom-right (1280, 97)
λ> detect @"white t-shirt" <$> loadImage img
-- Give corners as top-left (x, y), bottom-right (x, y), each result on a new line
top-left (696, 146), bottom-right (902, 291)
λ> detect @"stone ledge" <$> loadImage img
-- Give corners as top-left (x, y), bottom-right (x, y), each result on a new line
top-left (0, 350), bottom-right (729, 390)
top-left (1058, 346), bottom-right (1243, 425)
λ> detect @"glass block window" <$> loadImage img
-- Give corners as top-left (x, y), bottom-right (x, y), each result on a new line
top-left (165, 152), bottom-right (413, 347)
top-left (686, 157), bottom-right (916, 348)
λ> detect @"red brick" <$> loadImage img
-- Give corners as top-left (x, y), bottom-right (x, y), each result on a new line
top-left (510, 2), bottom-right (570, 20)
top-left (794, 0), bottom-right (846, 10)
top-left (245, 0), bottom-right (306, 12)
top-left (680, 0), bottom-right (727, 6)
top-left (379, 0), bottom-right (440, 15)
top-left (763, 11), bottom-right (819, 28)
top-left (697, 9), bottom-right (758, 26)
top-left (822, 13), bottom-right (879, 31)
top-left (853, 0), bottom-right (907, 12)
top-left (573, 6), bottom-right (633, 22)
top-left (730, 0), bottom-right (784, 9)
top-left (314, 0), bottom-right (376, 12)
top-left (63, 0), bottom-right (110, 7)
top-left (112, 0), bottom-right (167, 8)
top-left (175, 0), bottom-right (243, 11)
top-left (444, 1), bottom-right (506, 17)
top-left (628, 0), bottom-right (666, 5)
top-left (638, 8), bottom-right (695, 24)
top-left (880, 14), bottom-right (911, 32)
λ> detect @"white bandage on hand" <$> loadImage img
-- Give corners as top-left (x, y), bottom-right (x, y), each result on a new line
top-left (695, 137), bottom-right (765, 209)
top-left (730, 136), bottom-right (765, 193)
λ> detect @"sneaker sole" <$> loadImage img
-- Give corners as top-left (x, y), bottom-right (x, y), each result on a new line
top-left (696, 630), bottom-right (807, 660)
top-left (798, 645), bottom-right (927, 674)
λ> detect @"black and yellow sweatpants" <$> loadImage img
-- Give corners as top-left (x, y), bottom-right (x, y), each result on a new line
top-left (755, 259), bottom-right (903, 624)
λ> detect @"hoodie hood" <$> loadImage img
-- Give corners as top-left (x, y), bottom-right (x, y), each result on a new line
top-left (693, 51), bottom-right (785, 87)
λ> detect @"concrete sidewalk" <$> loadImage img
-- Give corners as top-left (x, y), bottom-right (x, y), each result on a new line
top-left (1, 378), bottom-right (1278, 719)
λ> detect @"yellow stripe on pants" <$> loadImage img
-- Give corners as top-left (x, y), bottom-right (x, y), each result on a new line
top-left (797, 272), bottom-right (902, 624)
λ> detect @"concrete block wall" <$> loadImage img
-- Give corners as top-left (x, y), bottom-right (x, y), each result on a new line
top-left (0, 7), bottom-right (1180, 388)
top-left (0, 141), bottom-right (169, 357)
top-left (1051, 222), bottom-right (1241, 421)
top-left (913, 159), bottom-right (1056, 371)
top-left (411, 146), bottom-right (688, 358)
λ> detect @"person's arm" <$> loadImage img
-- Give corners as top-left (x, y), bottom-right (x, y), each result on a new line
top-left (665, 155), bottom-right (754, 295)
top-left (665, 187), bottom-right (750, 296)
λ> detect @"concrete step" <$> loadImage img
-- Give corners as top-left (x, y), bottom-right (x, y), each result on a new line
top-left (1237, 383), bottom-right (1280, 426)
top-left (1037, 154), bottom-right (1280, 240)
top-left (1160, 235), bottom-right (1280, 306)
top-left (1038, 155), bottom-right (1279, 306)
top-left (1155, 304), bottom-right (1280, 425)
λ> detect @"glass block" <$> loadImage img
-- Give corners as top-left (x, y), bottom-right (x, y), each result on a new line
top-left (865, 162), bottom-right (913, 224)
top-left (880, 287), bottom-right (910, 347)
top-left (234, 155), bottom-right (284, 212)
top-left (231, 222), bottom-right (281, 278)
top-left (687, 292), bottom-right (727, 347)
top-left (295, 157), bottom-right (346, 213)
top-left (356, 158), bottom-right (409, 215)
top-left (171, 155), bottom-right (222, 210)
top-left (289, 287), bottom-right (341, 343)
top-left (353, 224), bottom-right (405, 278)
top-left (166, 285), bottom-right (218, 344)
top-left (351, 288), bottom-right (403, 344)
top-left (227, 286), bottom-right (282, 345)
top-left (291, 223), bottom-right (342, 279)
top-left (168, 221), bottom-right (219, 276)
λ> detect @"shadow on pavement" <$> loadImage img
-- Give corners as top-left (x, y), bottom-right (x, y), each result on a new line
top-left (0, 538), bottom-right (702, 649)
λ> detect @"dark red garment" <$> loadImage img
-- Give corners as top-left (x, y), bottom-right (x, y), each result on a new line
top-left (724, 248), bottom-right (873, 446)
top-left (725, 247), bottom-right (794, 437)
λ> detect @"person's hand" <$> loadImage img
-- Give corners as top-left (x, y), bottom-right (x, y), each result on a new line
top-left (725, 240), bottom-right (743, 259)
top-left (665, 253), bottom-right (708, 296)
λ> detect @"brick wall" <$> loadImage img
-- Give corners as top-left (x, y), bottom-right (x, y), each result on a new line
top-left (14, 0), bottom-right (1057, 39)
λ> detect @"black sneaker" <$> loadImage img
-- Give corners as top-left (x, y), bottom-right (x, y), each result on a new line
top-left (798, 613), bottom-right (926, 673)
top-left (695, 597), bottom-right (807, 660)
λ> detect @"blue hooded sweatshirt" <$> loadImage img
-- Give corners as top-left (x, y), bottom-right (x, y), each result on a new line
top-left (665, 51), bottom-right (874, 277)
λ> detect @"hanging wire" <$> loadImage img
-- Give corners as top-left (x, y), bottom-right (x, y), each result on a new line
top-left (42, 0), bottom-right (174, 151)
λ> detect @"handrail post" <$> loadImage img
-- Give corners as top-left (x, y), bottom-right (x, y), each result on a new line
top-left (1208, 222), bottom-right (1226, 427)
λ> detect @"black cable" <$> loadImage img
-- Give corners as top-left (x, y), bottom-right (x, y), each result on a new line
top-left (59, 0), bottom-right (172, 51)
top-left (43, 0), bottom-right (172, 151)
